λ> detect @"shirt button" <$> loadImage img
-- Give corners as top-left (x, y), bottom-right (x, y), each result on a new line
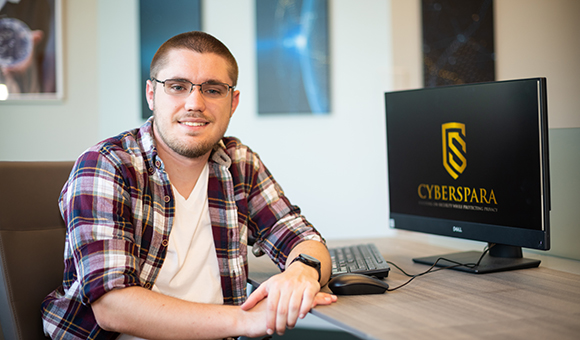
top-left (164, 195), bottom-right (171, 203)
top-left (144, 283), bottom-right (151, 289)
top-left (162, 239), bottom-right (169, 247)
top-left (148, 167), bottom-right (154, 174)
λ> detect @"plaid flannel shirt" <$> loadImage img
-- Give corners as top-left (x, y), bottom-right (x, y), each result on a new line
top-left (41, 118), bottom-right (323, 340)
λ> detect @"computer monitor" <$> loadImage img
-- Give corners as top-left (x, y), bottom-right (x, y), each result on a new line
top-left (385, 78), bottom-right (550, 273)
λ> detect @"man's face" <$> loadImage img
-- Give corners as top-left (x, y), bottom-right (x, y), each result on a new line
top-left (146, 49), bottom-right (240, 160)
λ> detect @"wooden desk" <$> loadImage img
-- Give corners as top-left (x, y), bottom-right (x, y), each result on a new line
top-left (248, 233), bottom-right (580, 339)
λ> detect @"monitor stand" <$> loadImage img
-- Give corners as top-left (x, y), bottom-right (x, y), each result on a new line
top-left (412, 244), bottom-right (541, 274)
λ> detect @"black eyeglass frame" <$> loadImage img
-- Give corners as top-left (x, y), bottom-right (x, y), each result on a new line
top-left (151, 78), bottom-right (236, 98)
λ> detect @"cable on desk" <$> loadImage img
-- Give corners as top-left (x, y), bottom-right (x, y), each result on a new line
top-left (385, 244), bottom-right (495, 291)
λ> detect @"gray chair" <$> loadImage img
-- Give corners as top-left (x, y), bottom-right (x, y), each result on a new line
top-left (0, 162), bottom-right (74, 340)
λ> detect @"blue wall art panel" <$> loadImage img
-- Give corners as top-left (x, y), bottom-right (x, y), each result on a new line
top-left (139, 0), bottom-right (201, 119)
top-left (256, 0), bottom-right (330, 115)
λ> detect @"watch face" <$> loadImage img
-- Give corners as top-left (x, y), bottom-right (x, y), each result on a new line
top-left (291, 254), bottom-right (321, 282)
top-left (0, 18), bottom-right (32, 67)
top-left (300, 254), bottom-right (320, 264)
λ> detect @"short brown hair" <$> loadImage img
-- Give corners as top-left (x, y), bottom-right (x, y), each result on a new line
top-left (150, 31), bottom-right (239, 86)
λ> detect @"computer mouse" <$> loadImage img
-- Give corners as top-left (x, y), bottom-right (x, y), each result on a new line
top-left (327, 273), bottom-right (389, 295)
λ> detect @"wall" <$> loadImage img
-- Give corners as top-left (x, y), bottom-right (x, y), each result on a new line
top-left (493, 0), bottom-right (580, 260)
top-left (495, 0), bottom-right (580, 129)
top-left (205, 0), bottom-right (394, 241)
top-left (0, 0), bottom-right (100, 160)
top-left (392, 0), bottom-right (580, 260)
top-left (0, 0), bottom-right (578, 256)
top-left (97, 0), bottom-right (143, 139)
top-left (0, 0), bottom-right (143, 160)
top-left (0, 0), bottom-right (394, 242)
top-left (0, 0), bottom-right (578, 249)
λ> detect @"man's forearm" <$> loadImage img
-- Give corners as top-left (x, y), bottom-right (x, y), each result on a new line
top-left (92, 286), bottom-right (264, 339)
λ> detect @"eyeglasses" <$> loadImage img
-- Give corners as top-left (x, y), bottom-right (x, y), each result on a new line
top-left (152, 78), bottom-right (235, 99)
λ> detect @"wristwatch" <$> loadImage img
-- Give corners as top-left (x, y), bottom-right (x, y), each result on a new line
top-left (290, 254), bottom-right (321, 283)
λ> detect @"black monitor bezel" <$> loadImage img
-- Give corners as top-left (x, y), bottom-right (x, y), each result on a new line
top-left (385, 78), bottom-right (550, 252)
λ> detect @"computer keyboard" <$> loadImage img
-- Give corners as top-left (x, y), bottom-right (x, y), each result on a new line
top-left (329, 243), bottom-right (390, 279)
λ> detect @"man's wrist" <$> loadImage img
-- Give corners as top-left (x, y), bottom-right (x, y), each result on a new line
top-left (289, 254), bottom-right (321, 282)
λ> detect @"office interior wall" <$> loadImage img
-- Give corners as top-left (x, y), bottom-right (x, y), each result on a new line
top-left (0, 0), bottom-right (101, 161)
top-left (97, 0), bottom-right (143, 140)
top-left (0, 0), bottom-right (143, 161)
top-left (0, 1), bottom-right (578, 249)
top-left (494, 0), bottom-right (580, 261)
top-left (204, 0), bottom-right (394, 241)
top-left (495, 0), bottom-right (580, 129)
top-left (392, 0), bottom-right (580, 260)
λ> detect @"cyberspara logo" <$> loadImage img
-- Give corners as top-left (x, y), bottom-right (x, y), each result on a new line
top-left (442, 122), bottom-right (466, 180)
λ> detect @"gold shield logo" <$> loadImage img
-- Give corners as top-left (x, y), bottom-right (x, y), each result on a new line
top-left (442, 122), bottom-right (466, 180)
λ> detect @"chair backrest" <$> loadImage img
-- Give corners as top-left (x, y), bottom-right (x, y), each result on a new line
top-left (0, 161), bottom-right (74, 340)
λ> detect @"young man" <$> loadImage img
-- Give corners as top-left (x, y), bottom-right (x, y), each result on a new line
top-left (42, 31), bottom-right (336, 340)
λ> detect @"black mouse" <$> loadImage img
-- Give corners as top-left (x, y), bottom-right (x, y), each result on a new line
top-left (327, 273), bottom-right (389, 295)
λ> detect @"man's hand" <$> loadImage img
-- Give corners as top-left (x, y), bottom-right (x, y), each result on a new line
top-left (241, 267), bottom-right (336, 335)
top-left (241, 240), bottom-right (337, 336)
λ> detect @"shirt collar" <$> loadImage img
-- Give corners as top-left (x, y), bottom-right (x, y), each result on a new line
top-left (210, 140), bottom-right (232, 168)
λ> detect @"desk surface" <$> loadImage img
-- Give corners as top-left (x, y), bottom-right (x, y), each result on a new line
top-left (248, 232), bottom-right (580, 339)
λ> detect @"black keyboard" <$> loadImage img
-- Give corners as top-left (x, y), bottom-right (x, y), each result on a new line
top-left (329, 243), bottom-right (390, 279)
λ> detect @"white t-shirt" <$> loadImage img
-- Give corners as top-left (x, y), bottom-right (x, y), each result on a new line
top-left (118, 163), bottom-right (223, 340)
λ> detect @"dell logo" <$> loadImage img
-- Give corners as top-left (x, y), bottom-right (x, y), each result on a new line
top-left (452, 226), bottom-right (463, 233)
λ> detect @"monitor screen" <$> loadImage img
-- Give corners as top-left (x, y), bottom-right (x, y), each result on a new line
top-left (385, 78), bottom-right (550, 273)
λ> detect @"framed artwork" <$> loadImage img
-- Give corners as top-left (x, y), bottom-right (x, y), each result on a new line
top-left (422, 0), bottom-right (495, 87)
top-left (256, 0), bottom-right (330, 115)
top-left (139, 0), bottom-right (201, 119)
top-left (0, 0), bottom-right (63, 101)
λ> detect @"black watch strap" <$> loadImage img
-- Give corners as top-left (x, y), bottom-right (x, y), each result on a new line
top-left (290, 253), bottom-right (321, 283)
